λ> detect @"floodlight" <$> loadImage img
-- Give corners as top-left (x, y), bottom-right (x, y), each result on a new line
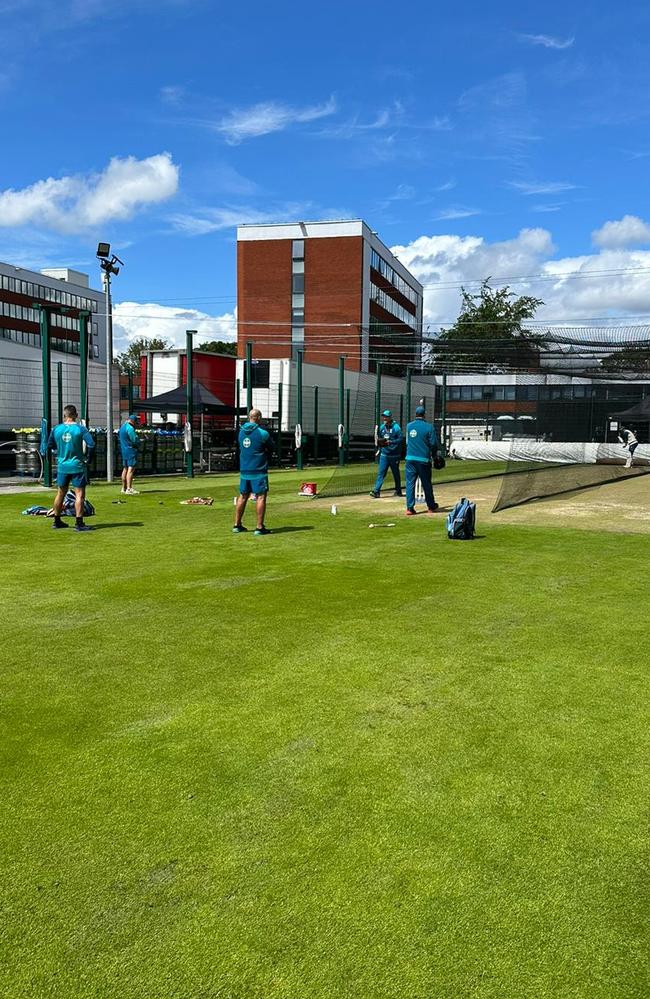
top-left (96, 242), bottom-right (111, 259)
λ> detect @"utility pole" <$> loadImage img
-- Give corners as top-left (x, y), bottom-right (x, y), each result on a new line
top-left (97, 243), bottom-right (124, 483)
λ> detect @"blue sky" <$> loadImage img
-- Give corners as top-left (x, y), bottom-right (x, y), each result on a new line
top-left (2, 0), bottom-right (650, 346)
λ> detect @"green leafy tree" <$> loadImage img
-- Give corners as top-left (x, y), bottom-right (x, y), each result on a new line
top-left (197, 340), bottom-right (237, 356)
top-left (600, 345), bottom-right (650, 373)
top-left (429, 279), bottom-right (544, 370)
top-left (116, 336), bottom-right (171, 374)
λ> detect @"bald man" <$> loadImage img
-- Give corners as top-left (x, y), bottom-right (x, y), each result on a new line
top-left (233, 409), bottom-right (274, 535)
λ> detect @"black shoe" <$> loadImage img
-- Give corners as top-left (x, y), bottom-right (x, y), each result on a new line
top-left (393, 490), bottom-right (403, 497)
top-left (369, 491), bottom-right (380, 499)
top-left (254, 526), bottom-right (271, 536)
top-left (232, 525), bottom-right (248, 534)
top-left (52, 519), bottom-right (68, 529)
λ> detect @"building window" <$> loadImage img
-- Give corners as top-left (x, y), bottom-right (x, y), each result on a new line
top-left (292, 239), bottom-right (304, 260)
top-left (292, 272), bottom-right (304, 294)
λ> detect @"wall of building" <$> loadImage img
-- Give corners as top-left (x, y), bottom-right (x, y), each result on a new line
top-left (237, 239), bottom-right (293, 362)
top-left (0, 338), bottom-right (118, 432)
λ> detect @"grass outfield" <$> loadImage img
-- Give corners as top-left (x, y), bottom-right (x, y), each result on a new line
top-left (1, 470), bottom-right (649, 998)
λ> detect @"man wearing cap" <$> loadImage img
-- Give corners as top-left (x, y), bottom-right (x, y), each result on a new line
top-left (404, 405), bottom-right (440, 517)
top-left (119, 414), bottom-right (140, 495)
top-left (370, 409), bottom-right (403, 498)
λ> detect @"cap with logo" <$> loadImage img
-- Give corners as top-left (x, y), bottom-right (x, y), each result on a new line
top-left (382, 409), bottom-right (392, 418)
top-left (415, 405), bottom-right (426, 416)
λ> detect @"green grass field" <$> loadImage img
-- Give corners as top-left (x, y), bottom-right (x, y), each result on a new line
top-left (1, 468), bottom-right (648, 999)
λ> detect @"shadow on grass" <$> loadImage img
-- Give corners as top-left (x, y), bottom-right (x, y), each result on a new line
top-left (92, 522), bottom-right (144, 530)
top-left (269, 526), bottom-right (314, 534)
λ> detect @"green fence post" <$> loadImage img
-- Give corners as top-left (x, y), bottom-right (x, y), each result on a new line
top-left (399, 393), bottom-right (404, 430)
top-left (296, 349), bottom-right (304, 470)
top-left (406, 367), bottom-right (412, 424)
top-left (338, 355), bottom-right (345, 466)
top-left (245, 341), bottom-right (253, 412)
top-left (127, 372), bottom-right (134, 414)
top-left (235, 378), bottom-right (241, 430)
top-left (277, 381), bottom-right (283, 466)
top-left (441, 372), bottom-right (447, 449)
top-left (78, 311), bottom-right (89, 425)
top-left (375, 361), bottom-right (382, 428)
top-left (346, 387), bottom-right (351, 460)
top-left (56, 362), bottom-right (63, 425)
top-left (313, 385), bottom-right (319, 462)
top-left (38, 307), bottom-right (52, 487)
top-left (186, 329), bottom-right (195, 478)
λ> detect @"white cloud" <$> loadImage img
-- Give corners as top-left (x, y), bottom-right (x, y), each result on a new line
top-left (518, 33), bottom-right (575, 50)
top-left (113, 302), bottom-right (236, 352)
top-left (215, 97), bottom-right (336, 144)
top-left (508, 179), bottom-right (577, 195)
top-left (170, 201), bottom-right (312, 235)
top-left (391, 225), bottom-right (650, 327)
top-left (0, 153), bottom-right (179, 233)
top-left (592, 215), bottom-right (650, 249)
top-left (435, 206), bottom-right (482, 220)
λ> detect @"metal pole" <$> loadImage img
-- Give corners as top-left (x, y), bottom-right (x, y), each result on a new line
top-left (127, 372), bottom-right (134, 414)
top-left (235, 378), bottom-right (241, 431)
top-left (375, 361), bottom-right (382, 428)
top-left (277, 381), bottom-right (283, 466)
top-left (245, 340), bottom-right (253, 412)
top-left (56, 362), bottom-right (63, 425)
top-left (104, 271), bottom-right (114, 482)
top-left (441, 372), bottom-right (447, 449)
top-left (39, 307), bottom-right (52, 487)
top-left (186, 330), bottom-right (195, 478)
top-left (399, 393), bottom-right (404, 429)
top-left (78, 311), bottom-right (89, 426)
top-left (296, 348), bottom-right (304, 470)
top-left (313, 385), bottom-right (319, 462)
top-left (338, 355), bottom-right (345, 466)
top-left (406, 367), bottom-right (412, 424)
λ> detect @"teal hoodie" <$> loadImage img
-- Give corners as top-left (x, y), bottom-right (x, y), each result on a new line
top-left (405, 418), bottom-right (437, 463)
top-left (238, 422), bottom-right (272, 474)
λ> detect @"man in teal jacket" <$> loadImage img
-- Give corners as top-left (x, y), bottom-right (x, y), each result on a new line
top-left (47, 404), bottom-right (95, 532)
top-left (370, 409), bottom-right (403, 498)
top-left (405, 405), bottom-right (439, 516)
top-left (119, 414), bottom-right (140, 494)
top-left (233, 408), bottom-right (274, 535)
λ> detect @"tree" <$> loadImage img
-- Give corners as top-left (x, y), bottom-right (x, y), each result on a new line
top-left (428, 279), bottom-right (544, 371)
top-left (600, 345), bottom-right (650, 373)
top-left (197, 340), bottom-right (237, 356)
top-left (116, 336), bottom-right (171, 374)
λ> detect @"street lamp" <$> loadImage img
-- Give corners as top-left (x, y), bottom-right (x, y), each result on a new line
top-left (97, 242), bottom-right (124, 482)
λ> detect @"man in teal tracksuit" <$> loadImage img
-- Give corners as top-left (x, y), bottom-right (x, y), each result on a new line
top-left (233, 408), bottom-right (274, 535)
top-left (47, 404), bottom-right (95, 532)
top-left (119, 414), bottom-right (140, 494)
top-left (370, 409), bottom-right (403, 498)
top-left (405, 405), bottom-right (439, 517)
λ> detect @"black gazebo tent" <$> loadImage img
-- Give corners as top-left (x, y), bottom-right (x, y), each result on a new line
top-left (137, 379), bottom-right (238, 416)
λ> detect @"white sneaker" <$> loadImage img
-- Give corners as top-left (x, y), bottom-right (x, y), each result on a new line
top-left (125, 488), bottom-right (140, 495)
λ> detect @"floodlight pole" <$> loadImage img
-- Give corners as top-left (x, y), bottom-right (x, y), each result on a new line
top-left (102, 268), bottom-right (115, 482)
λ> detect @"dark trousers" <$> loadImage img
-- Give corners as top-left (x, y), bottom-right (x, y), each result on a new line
top-left (373, 454), bottom-right (401, 493)
top-left (405, 460), bottom-right (435, 509)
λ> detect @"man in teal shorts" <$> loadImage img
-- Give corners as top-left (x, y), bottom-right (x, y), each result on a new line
top-left (233, 408), bottom-right (273, 535)
top-left (47, 404), bottom-right (95, 532)
top-left (119, 414), bottom-right (140, 494)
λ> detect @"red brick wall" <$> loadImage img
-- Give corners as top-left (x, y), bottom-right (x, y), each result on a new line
top-left (237, 239), bottom-right (292, 361)
top-left (237, 235), bottom-right (363, 371)
top-left (304, 236), bottom-right (363, 371)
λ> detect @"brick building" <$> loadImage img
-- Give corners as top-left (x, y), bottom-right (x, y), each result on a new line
top-left (237, 220), bottom-right (423, 377)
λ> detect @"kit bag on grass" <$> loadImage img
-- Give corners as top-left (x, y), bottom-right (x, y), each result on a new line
top-left (446, 497), bottom-right (476, 540)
